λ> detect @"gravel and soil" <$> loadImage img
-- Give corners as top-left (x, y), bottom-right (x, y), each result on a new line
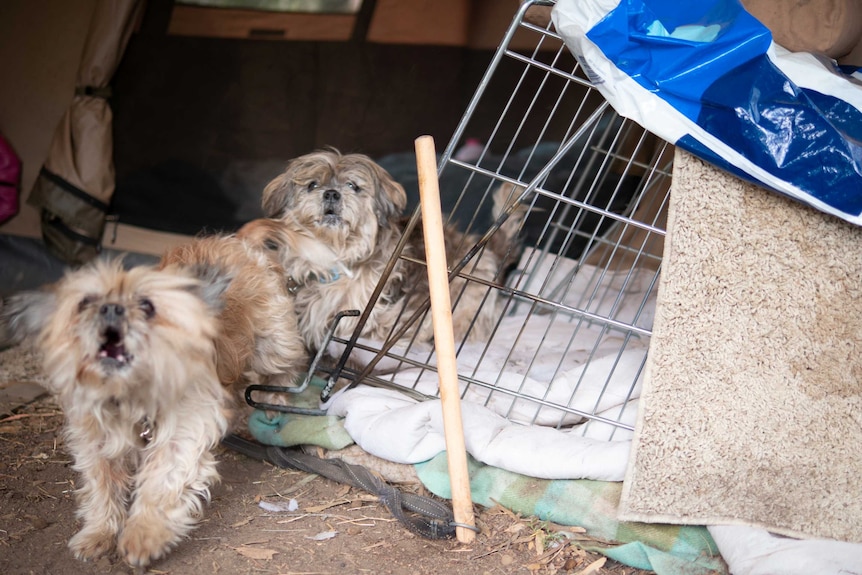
top-left (0, 345), bottom-right (651, 575)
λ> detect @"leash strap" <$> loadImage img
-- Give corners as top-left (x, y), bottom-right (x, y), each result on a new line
top-left (221, 434), bottom-right (458, 539)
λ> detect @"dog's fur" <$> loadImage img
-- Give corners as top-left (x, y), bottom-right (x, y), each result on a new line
top-left (234, 214), bottom-right (349, 291)
top-left (1, 260), bottom-right (231, 567)
top-left (158, 219), bottom-right (337, 405)
top-left (0, 220), bottom-right (341, 567)
top-left (261, 148), bottom-right (523, 353)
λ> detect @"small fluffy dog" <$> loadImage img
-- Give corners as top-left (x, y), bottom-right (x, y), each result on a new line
top-left (261, 148), bottom-right (523, 353)
top-left (0, 221), bottom-right (340, 568)
top-left (1, 260), bottom-right (230, 567)
top-left (158, 217), bottom-right (340, 405)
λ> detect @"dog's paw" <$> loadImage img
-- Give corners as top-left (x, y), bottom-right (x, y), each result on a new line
top-left (118, 516), bottom-right (177, 568)
top-left (69, 526), bottom-right (116, 561)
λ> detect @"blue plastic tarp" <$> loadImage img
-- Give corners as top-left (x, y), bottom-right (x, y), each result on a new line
top-left (553, 0), bottom-right (862, 226)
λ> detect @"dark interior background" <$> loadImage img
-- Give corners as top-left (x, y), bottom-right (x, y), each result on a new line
top-left (109, 1), bottom-right (584, 236)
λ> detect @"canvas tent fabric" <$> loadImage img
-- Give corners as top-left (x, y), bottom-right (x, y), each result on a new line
top-left (27, 0), bottom-right (143, 265)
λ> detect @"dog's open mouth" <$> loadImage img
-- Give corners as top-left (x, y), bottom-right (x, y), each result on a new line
top-left (97, 327), bottom-right (132, 367)
top-left (321, 209), bottom-right (342, 226)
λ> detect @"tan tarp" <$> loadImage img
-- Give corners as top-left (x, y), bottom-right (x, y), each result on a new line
top-left (28, 0), bottom-right (143, 265)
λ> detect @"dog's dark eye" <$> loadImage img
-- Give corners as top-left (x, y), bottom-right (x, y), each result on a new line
top-left (263, 239), bottom-right (279, 251)
top-left (307, 180), bottom-right (319, 192)
top-left (77, 295), bottom-right (97, 313)
top-left (346, 181), bottom-right (361, 193)
top-left (139, 298), bottom-right (156, 319)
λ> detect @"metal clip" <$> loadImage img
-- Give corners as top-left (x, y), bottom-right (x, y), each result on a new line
top-left (286, 276), bottom-right (302, 295)
top-left (138, 416), bottom-right (154, 444)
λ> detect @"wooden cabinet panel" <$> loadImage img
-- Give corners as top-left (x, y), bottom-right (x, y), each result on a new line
top-left (168, 5), bottom-right (356, 41)
top-left (367, 0), bottom-right (469, 46)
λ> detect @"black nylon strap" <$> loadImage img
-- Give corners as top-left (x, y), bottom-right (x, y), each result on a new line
top-left (221, 434), bottom-right (457, 540)
top-left (38, 167), bottom-right (110, 213)
top-left (44, 212), bottom-right (101, 246)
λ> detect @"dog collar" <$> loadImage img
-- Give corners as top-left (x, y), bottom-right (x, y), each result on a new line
top-left (316, 269), bottom-right (343, 284)
top-left (286, 268), bottom-right (344, 295)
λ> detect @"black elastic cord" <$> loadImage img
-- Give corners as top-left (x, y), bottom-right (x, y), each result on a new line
top-left (44, 212), bottom-right (101, 246)
top-left (39, 167), bottom-right (110, 213)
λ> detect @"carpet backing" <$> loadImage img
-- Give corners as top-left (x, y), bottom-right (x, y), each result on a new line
top-left (619, 149), bottom-right (862, 543)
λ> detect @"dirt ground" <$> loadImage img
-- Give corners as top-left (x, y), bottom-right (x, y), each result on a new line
top-left (0, 346), bottom-right (651, 575)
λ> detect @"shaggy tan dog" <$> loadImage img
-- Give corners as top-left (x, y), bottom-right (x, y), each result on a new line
top-left (1, 260), bottom-right (231, 567)
top-left (0, 219), bottom-right (342, 568)
top-left (260, 148), bottom-right (523, 354)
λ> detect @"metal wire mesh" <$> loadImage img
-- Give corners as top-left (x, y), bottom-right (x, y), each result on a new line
top-left (326, 0), bottom-right (673, 441)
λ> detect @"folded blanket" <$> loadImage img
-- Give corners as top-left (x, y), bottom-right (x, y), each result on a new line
top-left (416, 453), bottom-right (725, 575)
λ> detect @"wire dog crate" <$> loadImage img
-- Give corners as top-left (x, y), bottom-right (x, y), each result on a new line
top-left (321, 0), bottom-right (673, 441)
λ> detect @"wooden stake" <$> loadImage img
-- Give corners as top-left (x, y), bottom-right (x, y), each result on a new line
top-left (414, 135), bottom-right (476, 543)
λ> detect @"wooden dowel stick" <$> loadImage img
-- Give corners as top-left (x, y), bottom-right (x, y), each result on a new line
top-left (414, 135), bottom-right (476, 543)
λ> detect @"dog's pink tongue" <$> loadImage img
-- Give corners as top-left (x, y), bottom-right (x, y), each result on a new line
top-left (99, 342), bottom-right (128, 363)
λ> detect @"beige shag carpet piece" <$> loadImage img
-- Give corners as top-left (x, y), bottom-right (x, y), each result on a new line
top-left (619, 149), bottom-right (862, 543)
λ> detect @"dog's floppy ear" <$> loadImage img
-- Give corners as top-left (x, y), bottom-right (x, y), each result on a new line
top-left (180, 265), bottom-right (233, 314)
top-left (262, 170), bottom-right (294, 218)
top-left (0, 289), bottom-right (57, 348)
top-left (370, 162), bottom-right (407, 223)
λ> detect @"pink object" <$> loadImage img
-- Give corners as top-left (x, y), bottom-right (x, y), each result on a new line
top-left (454, 137), bottom-right (485, 162)
top-left (0, 133), bottom-right (21, 224)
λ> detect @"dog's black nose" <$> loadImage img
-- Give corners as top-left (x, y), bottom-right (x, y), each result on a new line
top-left (99, 303), bottom-right (125, 322)
top-left (324, 189), bottom-right (341, 203)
